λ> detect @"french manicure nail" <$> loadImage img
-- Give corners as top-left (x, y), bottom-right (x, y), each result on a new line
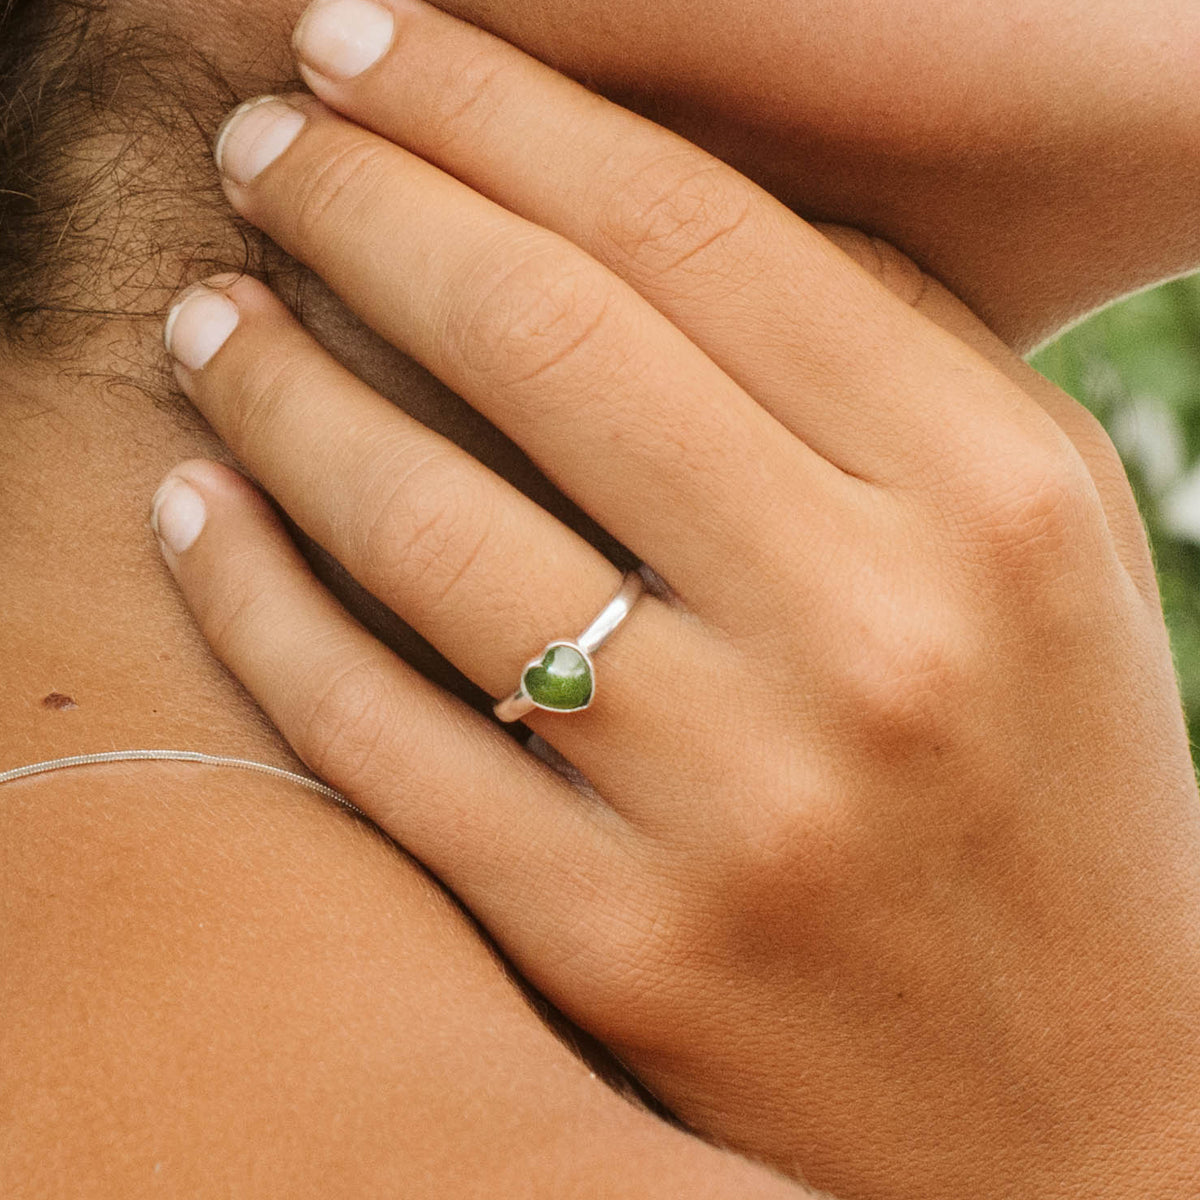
top-left (164, 285), bottom-right (240, 371)
top-left (215, 96), bottom-right (308, 184)
top-left (150, 477), bottom-right (208, 556)
top-left (294, 0), bottom-right (396, 80)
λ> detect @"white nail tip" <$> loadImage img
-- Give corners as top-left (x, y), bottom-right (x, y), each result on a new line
top-left (151, 479), bottom-right (208, 557)
top-left (214, 95), bottom-right (283, 177)
top-left (296, 0), bottom-right (396, 81)
top-left (164, 289), bottom-right (240, 372)
top-left (215, 97), bottom-right (308, 185)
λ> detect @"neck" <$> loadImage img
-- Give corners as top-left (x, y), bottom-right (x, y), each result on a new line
top-left (0, 333), bottom-right (294, 770)
top-left (0, 284), bottom-right (609, 771)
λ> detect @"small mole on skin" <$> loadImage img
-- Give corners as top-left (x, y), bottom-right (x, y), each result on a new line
top-left (42, 692), bottom-right (79, 711)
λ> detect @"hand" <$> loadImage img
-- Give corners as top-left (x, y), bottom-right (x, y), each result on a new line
top-left (182, 0), bottom-right (1200, 351)
top-left (360, 0), bottom-right (1200, 350)
top-left (153, 1), bottom-right (1200, 1196)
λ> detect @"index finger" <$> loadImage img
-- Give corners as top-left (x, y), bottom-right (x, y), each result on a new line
top-left (288, 0), bottom-right (1063, 485)
top-left (290, 0), bottom-right (1154, 600)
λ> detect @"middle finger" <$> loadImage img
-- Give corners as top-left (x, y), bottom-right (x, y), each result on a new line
top-left (291, 0), bottom-right (1004, 481)
top-left (211, 93), bottom-right (857, 618)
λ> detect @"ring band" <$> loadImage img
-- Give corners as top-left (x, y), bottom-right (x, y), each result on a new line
top-left (493, 570), bottom-right (646, 723)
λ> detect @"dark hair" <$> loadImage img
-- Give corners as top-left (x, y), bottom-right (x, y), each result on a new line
top-left (1, 0), bottom-right (78, 339)
top-left (0, 0), bottom-right (267, 357)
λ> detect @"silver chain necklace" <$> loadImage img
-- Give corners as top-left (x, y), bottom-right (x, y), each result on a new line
top-left (0, 749), bottom-right (363, 816)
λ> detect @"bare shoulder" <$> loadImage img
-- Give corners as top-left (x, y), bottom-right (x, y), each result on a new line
top-left (0, 765), bottom-right (795, 1198)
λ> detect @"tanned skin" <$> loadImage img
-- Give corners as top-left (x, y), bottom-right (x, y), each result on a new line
top-left (3, 0), bottom-right (1200, 1195)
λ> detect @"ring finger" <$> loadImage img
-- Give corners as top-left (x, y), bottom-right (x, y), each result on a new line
top-left (165, 273), bottom-right (719, 801)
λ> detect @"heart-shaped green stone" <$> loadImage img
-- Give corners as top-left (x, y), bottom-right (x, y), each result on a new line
top-left (522, 643), bottom-right (594, 713)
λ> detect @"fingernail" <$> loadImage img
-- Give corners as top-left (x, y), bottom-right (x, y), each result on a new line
top-left (150, 477), bottom-right (208, 556)
top-left (294, 0), bottom-right (396, 80)
top-left (164, 284), bottom-right (240, 371)
top-left (215, 96), bottom-right (308, 184)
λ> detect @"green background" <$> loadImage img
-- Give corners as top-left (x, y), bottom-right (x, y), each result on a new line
top-left (1032, 274), bottom-right (1200, 758)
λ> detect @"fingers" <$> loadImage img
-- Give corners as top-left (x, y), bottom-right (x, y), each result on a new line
top-left (146, 456), bottom-right (647, 983)
top-left (209, 92), bottom-right (845, 613)
top-left (204, 0), bottom-right (1149, 603)
top-left (813, 223), bottom-right (1157, 602)
top-left (283, 0), bottom-right (1069, 491)
top-left (164, 274), bottom-right (723, 797)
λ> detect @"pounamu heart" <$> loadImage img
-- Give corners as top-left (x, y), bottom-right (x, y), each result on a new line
top-left (523, 643), bottom-right (594, 712)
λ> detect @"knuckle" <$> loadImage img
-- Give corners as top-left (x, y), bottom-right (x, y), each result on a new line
top-left (836, 615), bottom-right (976, 757)
top-left (197, 553), bottom-right (278, 663)
top-left (295, 656), bottom-right (392, 794)
top-left (699, 775), bottom-right (864, 956)
top-left (448, 244), bottom-right (613, 389)
top-left (971, 439), bottom-right (1104, 577)
top-left (962, 442), bottom-right (1120, 638)
top-left (425, 51), bottom-right (516, 156)
top-left (597, 152), bottom-right (753, 276)
top-left (290, 138), bottom-right (390, 246)
top-left (720, 794), bottom-right (821, 896)
top-left (223, 352), bottom-right (313, 448)
top-left (818, 224), bottom-right (930, 307)
top-left (356, 453), bottom-right (491, 608)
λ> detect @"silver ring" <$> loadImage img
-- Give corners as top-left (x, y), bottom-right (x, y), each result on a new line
top-left (493, 571), bottom-right (646, 723)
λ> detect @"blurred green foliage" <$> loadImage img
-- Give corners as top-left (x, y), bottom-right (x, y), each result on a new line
top-left (1032, 274), bottom-right (1200, 755)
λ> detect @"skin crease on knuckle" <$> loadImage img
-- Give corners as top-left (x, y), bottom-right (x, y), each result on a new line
top-left (292, 652), bottom-right (397, 791)
top-left (212, 340), bottom-right (324, 451)
top-left (281, 132), bottom-right (394, 254)
top-left (444, 240), bottom-right (617, 391)
top-left (595, 151), bottom-right (757, 279)
top-left (425, 48), bottom-right (521, 157)
top-left (194, 546), bottom-right (284, 665)
top-left (356, 456), bottom-right (496, 611)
